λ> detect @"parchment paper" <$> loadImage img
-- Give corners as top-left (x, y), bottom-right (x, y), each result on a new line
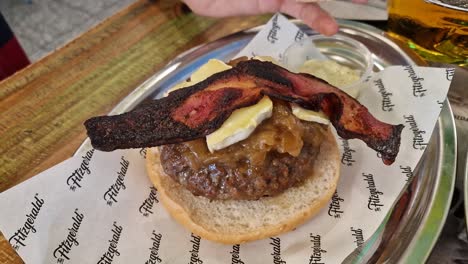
top-left (0, 14), bottom-right (453, 264)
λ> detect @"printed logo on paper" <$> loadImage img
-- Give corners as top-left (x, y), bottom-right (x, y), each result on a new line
top-left (267, 14), bottom-right (281, 44)
top-left (8, 193), bottom-right (45, 251)
top-left (445, 68), bottom-right (455, 81)
top-left (139, 186), bottom-right (159, 217)
top-left (350, 227), bottom-right (364, 252)
top-left (437, 100), bottom-right (445, 109)
top-left (403, 66), bottom-right (426, 97)
top-left (188, 233), bottom-right (203, 264)
top-left (403, 114), bottom-right (428, 150)
top-left (400, 165), bottom-right (414, 183)
top-left (328, 190), bottom-right (344, 218)
top-left (309, 233), bottom-right (326, 264)
top-left (374, 78), bottom-right (395, 112)
top-left (103, 156), bottom-right (129, 206)
top-left (294, 30), bottom-right (305, 42)
top-left (231, 244), bottom-right (244, 264)
top-left (67, 149), bottom-right (95, 192)
top-left (140, 148), bottom-right (147, 158)
top-left (53, 208), bottom-right (84, 263)
top-left (270, 237), bottom-right (286, 264)
top-left (97, 221), bottom-right (123, 264)
top-left (146, 230), bottom-right (162, 263)
top-left (362, 173), bottom-right (384, 212)
top-left (340, 138), bottom-right (356, 166)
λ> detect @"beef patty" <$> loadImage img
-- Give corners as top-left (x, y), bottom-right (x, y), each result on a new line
top-left (159, 101), bottom-right (327, 200)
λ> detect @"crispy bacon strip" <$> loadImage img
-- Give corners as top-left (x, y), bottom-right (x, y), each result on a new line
top-left (85, 60), bottom-right (403, 165)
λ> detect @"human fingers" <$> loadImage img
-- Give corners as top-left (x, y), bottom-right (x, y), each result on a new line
top-left (280, 1), bottom-right (338, 36)
top-left (181, 0), bottom-right (276, 17)
top-left (297, 0), bottom-right (368, 3)
top-left (182, 0), bottom-right (339, 35)
top-left (351, 0), bottom-right (368, 4)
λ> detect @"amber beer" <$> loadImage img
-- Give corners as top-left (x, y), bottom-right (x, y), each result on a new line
top-left (387, 0), bottom-right (467, 66)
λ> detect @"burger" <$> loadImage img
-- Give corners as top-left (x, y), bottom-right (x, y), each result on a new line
top-left (85, 58), bottom-right (402, 244)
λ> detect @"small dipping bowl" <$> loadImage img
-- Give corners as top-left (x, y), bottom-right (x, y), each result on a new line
top-left (282, 34), bottom-right (374, 95)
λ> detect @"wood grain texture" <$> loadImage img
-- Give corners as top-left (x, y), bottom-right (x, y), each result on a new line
top-left (0, 0), bottom-right (269, 262)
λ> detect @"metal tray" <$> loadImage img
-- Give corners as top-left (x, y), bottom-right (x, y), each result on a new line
top-left (77, 20), bottom-right (457, 263)
top-left (465, 151), bottom-right (468, 231)
top-left (462, 150), bottom-right (468, 232)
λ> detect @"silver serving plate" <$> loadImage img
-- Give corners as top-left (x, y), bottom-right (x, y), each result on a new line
top-left (77, 20), bottom-right (457, 263)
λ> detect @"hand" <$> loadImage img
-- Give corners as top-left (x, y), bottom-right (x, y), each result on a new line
top-left (182, 0), bottom-right (368, 36)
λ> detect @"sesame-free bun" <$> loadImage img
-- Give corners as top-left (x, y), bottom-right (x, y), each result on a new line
top-left (145, 127), bottom-right (340, 244)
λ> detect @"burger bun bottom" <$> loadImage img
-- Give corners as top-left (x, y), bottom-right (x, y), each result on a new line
top-left (145, 127), bottom-right (340, 244)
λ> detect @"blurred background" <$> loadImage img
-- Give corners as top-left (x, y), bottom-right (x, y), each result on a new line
top-left (0, 0), bottom-right (135, 61)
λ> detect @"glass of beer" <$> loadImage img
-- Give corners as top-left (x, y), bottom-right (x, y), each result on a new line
top-left (387, 0), bottom-right (467, 66)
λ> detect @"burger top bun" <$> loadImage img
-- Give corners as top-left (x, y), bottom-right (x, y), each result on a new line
top-left (145, 127), bottom-right (340, 245)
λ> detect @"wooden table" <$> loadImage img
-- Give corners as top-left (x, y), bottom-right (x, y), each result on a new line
top-left (0, 1), bottom-right (270, 262)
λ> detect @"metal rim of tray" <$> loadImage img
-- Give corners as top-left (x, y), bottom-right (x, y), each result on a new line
top-left (465, 148), bottom-right (468, 230)
top-left (76, 19), bottom-right (457, 263)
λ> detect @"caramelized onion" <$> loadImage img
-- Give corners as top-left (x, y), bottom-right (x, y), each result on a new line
top-left (160, 101), bottom-right (327, 200)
